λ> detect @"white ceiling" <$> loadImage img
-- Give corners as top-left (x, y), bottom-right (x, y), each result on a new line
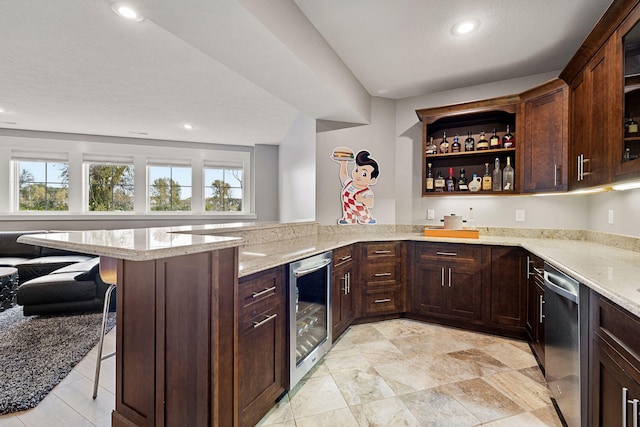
top-left (0, 0), bottom-right (613, 146)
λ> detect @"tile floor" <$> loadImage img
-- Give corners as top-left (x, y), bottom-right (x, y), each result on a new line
top-left (0, 318), bottom-right (562, 427)
top-left (257, 319), bottom-right (563, 427)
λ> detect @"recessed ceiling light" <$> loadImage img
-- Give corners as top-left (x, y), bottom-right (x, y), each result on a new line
top-left (182, 123), bottom-right (194, 130)
top-left (452, 19), bottom-right (480, 36)
top-left (376, 89), bottom-right (389, 95)
top-left (111, 3), bottom-right (144, 22)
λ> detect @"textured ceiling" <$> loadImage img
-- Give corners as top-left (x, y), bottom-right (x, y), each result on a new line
top-left (0, 0), bottom-right (613, 146)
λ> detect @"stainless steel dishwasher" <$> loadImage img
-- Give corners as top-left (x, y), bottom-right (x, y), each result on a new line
top-left (544, 262), bottom-right (583, 427)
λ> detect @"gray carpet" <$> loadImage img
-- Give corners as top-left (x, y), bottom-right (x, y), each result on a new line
top-left (0, 306), bottom-right (116, 415)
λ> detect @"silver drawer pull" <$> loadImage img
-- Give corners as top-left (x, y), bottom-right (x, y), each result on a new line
top-left (374, 250), bottom-right (392, 254)
top-left (252, 286), bottom-right (276, 298)
top-left (253, 313), bottom-right (277, 328)
top-left (436, 251), bottom-right (458, 256)
top-left (339, 255), bottom-right (352, 262)
top-left (374, 272), bottom-right (392, 277)
top-left (374, 298), bottom-right (391, 304)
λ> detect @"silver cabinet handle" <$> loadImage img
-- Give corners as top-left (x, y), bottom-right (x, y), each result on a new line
top-left (633, 399), bottom-right (639, 427)
top-left (436, 251), bottom-right (458, 256)
top-left (374, 272), bottom-right (392, 277)
top-left (347, 272), bottom-right (351, 294)
top-left (554, 164), bottom-right (557, 187)
top-left (252, 286), bottom-right (276, 298)
top-left (527, 256), bottom-right (532, 277)
top-left (253, 313), bottom-right (277, 328)
top-left (624, 387), bottom-right (629, 427)
top-left (441, 267), bottom-right (445, 287)
top-left (341, 274), bottom-right (348, 294)
top-left (374, 250), bottom-right (392, 255)
top-left (374, 298), bottom-right (391, 303)
top-left (448, 268), bottom-right (452, 287)
top-left (339, 255), bottom-right (352, 262)
top-left (539, 295), bottom-right (545, 324)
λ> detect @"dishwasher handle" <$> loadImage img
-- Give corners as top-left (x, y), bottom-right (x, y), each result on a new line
top-left (544, 270), bottom-right (578, 303)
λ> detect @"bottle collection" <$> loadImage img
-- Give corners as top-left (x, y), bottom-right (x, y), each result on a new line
top-left (426, 157), bottom-right (514, 193)
top-left (426, 126), bottom-right (515, 155)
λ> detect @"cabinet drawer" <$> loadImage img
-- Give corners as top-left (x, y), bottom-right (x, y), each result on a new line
top-left (415, 243), bottom-right (481, 262)
top-left (363, 242), bottom-right (401, 259)
top-left (333, 245), bottom-right (354, 269)
top-left (238, 267), bottom-right (284, 321)
top-left (363, 262), bottom-right (400, 284)
top-left (364, 286), bottom-right (402, 315)
top-left (592, 292), bottom-right (640, 368)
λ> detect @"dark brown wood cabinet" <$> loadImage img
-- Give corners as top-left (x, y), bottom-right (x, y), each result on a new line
top-left (359, 241), bottom-right (405, 317)
top-left (236, 266), bottom-right (287, 427)
top-left (331, 245), bottom-right (355, 340)
top-left (520, 79), bottom-right (569, 193)
top-left (590, 291), bottom-right (640, 426)
top-left (525, 254), bottom-right (545, 369)
top-left (488, 246), bottom-right (527, 329)
top-left (409, 243), bottom-right (486, 325)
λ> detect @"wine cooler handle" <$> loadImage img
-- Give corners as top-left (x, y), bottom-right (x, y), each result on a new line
top-left (253, 313), bottom-right (277, 329)
top-left (623, 387), bottom-right (629, 427)
top-left (293, 258), bottom-right (331, 278)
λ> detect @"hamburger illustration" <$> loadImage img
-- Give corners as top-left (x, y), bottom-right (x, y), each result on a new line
top-left (331, 147), bottom-right (355, 161)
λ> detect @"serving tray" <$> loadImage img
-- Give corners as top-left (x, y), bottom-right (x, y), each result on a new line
top-left (424, 228), bottom-right (480, 239)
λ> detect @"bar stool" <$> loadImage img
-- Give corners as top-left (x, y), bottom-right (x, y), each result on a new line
top-left (93, 256), bottom-right (117, 399)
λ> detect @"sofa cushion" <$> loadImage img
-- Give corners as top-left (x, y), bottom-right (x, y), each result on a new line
top-left (0, 257), bottom-right (31, 268)
top-left (17, 255), bottom-right (95, 284)
top-left (0, 231), bottom-right (44, 257)
top-left (50, 257), bottom-right (100, 275)
top-left (16, 272), bottom-right (97, 305)
top-left (74, 259), bottom-right (100, 281)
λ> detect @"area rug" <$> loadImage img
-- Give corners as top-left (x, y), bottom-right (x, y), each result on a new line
top-left (0, 306), bottom-right (115, 415)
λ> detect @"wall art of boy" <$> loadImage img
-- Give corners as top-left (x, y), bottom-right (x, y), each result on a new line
top-left (331, 147), bottom-right (380, 225)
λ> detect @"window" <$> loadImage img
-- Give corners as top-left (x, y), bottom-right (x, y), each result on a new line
top-left (18, 161), bottom-right (69, 211)
top-left (87, 163), bottom-right (134, 211)
top-left (204, 167), bottom-right (243, 212)
top-left (148, 165), bottom-right (192, 211)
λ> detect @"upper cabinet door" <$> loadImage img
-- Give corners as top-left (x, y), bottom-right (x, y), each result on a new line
top-left (521, 79), bottom-right (569, 193)
top-left (616, 5), bottom-right (640, 180)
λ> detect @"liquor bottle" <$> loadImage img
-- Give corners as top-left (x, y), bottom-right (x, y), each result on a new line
top-left (482, 163), bottom-right (492, 191)
top-left (425, 136), bottom-right (438, 155)
top-left (434, 171), bottom-right (446, 192)
top-left (489, 128), bottom-right (501, 150)
top-left (464, 131), bottom-right (475, 151)
top-left (445, 167), bottom-right (456, 192)
top-left (439, 132), bottom-right (449, 154)
top-left (502, 125), bottom-right (515, 148)
top-left (457, 168), bottom-right (469, 191)
top-left (624, 148), bottom-right (631, 162)
top-left (451, 135), bottom-right (461, 153)
top-left (625, 114), bottom-right (639, 138)
top-left (492, 158), bottom-right (502, 191)
top-left (426, 162), bottom-right (435, 192)
top-left (468, 174), bottom-right (481, 192)
top-left (503, 156), bottom-right (514, 191)
top-left (476, 131), bottom-right (489, 150)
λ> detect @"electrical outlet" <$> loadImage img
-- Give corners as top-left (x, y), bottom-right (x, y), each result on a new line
top-left (515, 209), bottom-right (525, 222)
top-left (608, 209), bottom-right (614, 224)
top-left (427, 209), bottom-right (435, 220)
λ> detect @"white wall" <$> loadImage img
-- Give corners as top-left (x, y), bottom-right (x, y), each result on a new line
top-left (279, 113), bottom-right (316, 222)
top-left (316, 97), bottom-right (396, 225)
top-left (588, 188), bottom-right (640, 238)
top-left (254, 144), bottom-right (279, 221)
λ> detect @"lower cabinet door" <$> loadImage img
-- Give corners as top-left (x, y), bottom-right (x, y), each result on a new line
top-left (237, 303), bottom-right (286, 427)
top-left (412, 262), bottom-right (446, 316)
top-left (364, 286), bottom-right (402, 315)
top-left (445, 263), bottom-right (483, 322)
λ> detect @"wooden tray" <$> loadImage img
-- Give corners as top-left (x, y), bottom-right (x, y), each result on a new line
top-left (424, 228), bottom-right (480, 239)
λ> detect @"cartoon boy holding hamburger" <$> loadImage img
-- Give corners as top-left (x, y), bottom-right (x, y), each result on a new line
top-left (331, 147), bottom-right (379, 225)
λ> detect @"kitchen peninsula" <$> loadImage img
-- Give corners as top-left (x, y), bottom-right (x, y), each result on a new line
top-left (18, 222), bottom-right (640, 426)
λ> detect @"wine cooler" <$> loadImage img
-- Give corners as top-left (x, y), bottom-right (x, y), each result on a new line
top-left (288, 251), bottom-right (332, 389)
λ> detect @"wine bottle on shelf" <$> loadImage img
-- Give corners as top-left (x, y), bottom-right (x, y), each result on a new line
top-left (482, 163), bottom-right (492, 191)
top-left (464, 131), bottom-right (475, 151)
top-left (503, 157), bottom-right (514, 191)
top-left (469, 174), bottom-right (481, 192)
top-left (426, 162), bottom-right (434, 192)
top-left (440, 132), bottom-right (449, 154)
top-left (477, 131), bottom-right (489, 150)
top-left (457, 168), bottom-right (469, 191)
top-left (445, 167), bottom-right (456, 192)
top-left (451, 135), bottom-right (461, 153)
top-left (489, 128), bottom-right (501, 150)
top-left (492, 158), bottom-right (502, 191)
top-left (434, 171), bottom-right (446, 192)
top-left (625, 114), bottom-right (639, 138)
top-left (426, 136), bottom-right (438, 155)
top-left (502, 125), bottom-right (515, 148)
top-left (624, 148), bottom-right (631, 162)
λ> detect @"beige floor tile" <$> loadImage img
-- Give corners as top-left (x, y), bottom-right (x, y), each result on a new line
top-left (479, 342), bottom-right (539, 370)
top-left (257, 395), bottom-right (294, 426)
top-left (0, 415), bottom-right (26, 427)
top-left (370, 318), bottom-right (439, 339)
top-left (400, 387), bottom-right (481, 427)
top-left (480, 411), bottom-right (551, 426)
top-left (343, 324), bottom-right (388, 345)
top-left (323, 350), bottom-right (371, 373)
top-left (373, 358), bottom-right (441, 395)
top-left (445, 348), bottom-right (511, 377)
top-left (530, 405), bottom-right (564, 426)
top-left (391, 331), bottom-right (475, 356)
top-left (289, 375), bottom-right (348, 419)
top-left (410, 352), bottom-right (480, 386)
top-left (15, 393), bottom-right (94, 427)
top-left (483, 370), bottom-right (552, 411)
top-left (294, 407), bottom-right (358, 427)
top-left (439, 378), bottom-right (524, 423)
top-left (350, 396), bottom-right (421, 427)
top-left (355, 339), bottom-right (406, 366)
top-left (518, 366), bottom-right (546, 385)
top-left (332, 366), bottom-right (395, 405)
top-left (51, 376), bottom-right (115, 425)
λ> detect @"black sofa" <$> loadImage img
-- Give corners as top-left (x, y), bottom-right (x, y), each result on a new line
top-left (0, 231), bottom-right (114, 316)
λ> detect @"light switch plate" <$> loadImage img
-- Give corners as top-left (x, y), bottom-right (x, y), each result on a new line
top-left (608, 209), bottom-right (614, 224)
top-left (427, 209), bottom-right (435, 220)
top-left (515, 210), bottom-right (525, 222)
